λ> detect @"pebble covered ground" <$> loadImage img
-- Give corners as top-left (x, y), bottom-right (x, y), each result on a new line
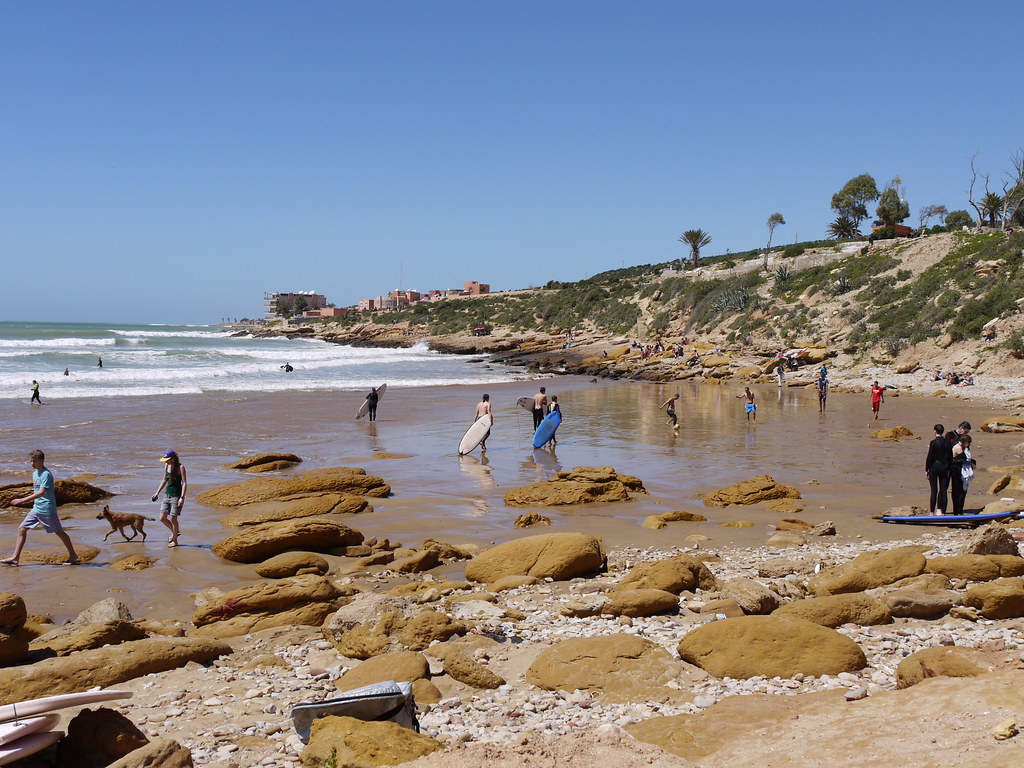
top-left (100, 527), bottom-right (1023, 767)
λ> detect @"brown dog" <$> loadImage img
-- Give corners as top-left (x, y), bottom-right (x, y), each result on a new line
top-left (96, 505), bottom-right (155, 542)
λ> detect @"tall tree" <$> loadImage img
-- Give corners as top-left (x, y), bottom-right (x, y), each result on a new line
top-left (876, 177), bottom-right (910, 226)
top-left (678, 229), bottom-right (712, 268)
top-left (764, 213), bottom-right (785, 270)
top-left (945, 210), bottom-right (973, 230)
top-left (826, 216), bottom-right (858, 240)
top-left (830, 174), bottom-right (879, 229)
top-left (918, 204), bottom-right (948, 229)
top-left (980, 192), bottom-right (1003, 227)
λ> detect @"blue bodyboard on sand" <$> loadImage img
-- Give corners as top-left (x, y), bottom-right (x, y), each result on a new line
top-left (532, 410), bottom-right (562, 448)
top-left (880, 510), bottom-right (1022, 527)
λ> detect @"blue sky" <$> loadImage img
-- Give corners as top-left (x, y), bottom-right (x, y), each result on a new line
top-left (2, 1), bottom-right (1020, 324)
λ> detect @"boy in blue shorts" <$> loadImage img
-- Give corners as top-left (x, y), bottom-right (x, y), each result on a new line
top-left (2, 450), bottom-right (80, 566)
top-left (737, 386), bottom-right (757, 422)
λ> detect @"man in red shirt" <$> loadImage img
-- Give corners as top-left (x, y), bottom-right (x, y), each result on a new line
top-left (871, 381), bottom-right (885, 420)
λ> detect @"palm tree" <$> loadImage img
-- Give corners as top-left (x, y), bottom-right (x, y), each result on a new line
top-left (981, 192), bottom-right (1003, 227)
top-left (764, 213), bottom-right (785, 270)
top-left (826, 216), bottom-right (858, 240)
top-left (678, 229), bottom-right (712, 269)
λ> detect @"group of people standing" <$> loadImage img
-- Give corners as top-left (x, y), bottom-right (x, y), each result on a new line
top-left (925, 421), bottom-right (976, 515)
top-left (1, 449), bottom-right (186, 566)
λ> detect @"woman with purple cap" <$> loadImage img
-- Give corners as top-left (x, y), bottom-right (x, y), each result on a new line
top-left (151, 449), bottom-right (187, 548)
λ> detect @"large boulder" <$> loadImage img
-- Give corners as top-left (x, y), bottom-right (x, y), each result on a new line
top-left (676, 615), bottom-right (867, 679)
top-left (0, 638), bottom-right (230, 704)
top-left (196, 468), bottom-right (389, 508)
top-left (602, 589), bottom-right (680, 617)
top-left (211, 519), bottom-right (363, 563)
top-left (301, 716), bottom-right (441, 768)
top-left (464, 532), bottom-right (606, 583)
top-left (443, 650), bottom-right (506, 689)
top-left (0, 594), bottom-right (28, 666)
top-left (615, 555), bottom-right (717, 594)
top-left (721, 578), bottom-right (782, 615)
top-left (220, 495), bottom-right (369, 526)
top-left (224, 453), bottom-right (302, 472)
top-left (808, 546), bottom-right (927, 595)
top-left (773, 593), bottom-right (892, 628)
top-left (702, 475), bottom-right (800, 507)
top-left (29, 620), bottom-right (147, 657)
top-left (191, 575), bottom-right (346, 637)
top-left (0, 479), bottom-right (111, 508)
top-left (55, 707), bottom-right (149, 768)
top-left (925, 555), bottom-right (1001, 582)
top-left (962, 578), bottom-right (1024, 618)
top-left (880, 589), bottom-right (959, 619)
top-left (106, 739), bottom-right (193, 768)
top-left (16, 544), bottom-right (101, 565)
top-left (962, 525), bottom-right (1021, 556)
top-left (334, 651), bottom-right (430, 692)
top-left (322, 593), bottom-right (468, 659)
top-left (896, 646), bottom-right (1004, 689)
top-left (503, 466), bottom-right (645, 507)
top-left (527, 634), bottom-right (702, 702)
top-left (255, 552), bottom-right (330, 578)
top-left (981, 416), bottom-right (1024, 433)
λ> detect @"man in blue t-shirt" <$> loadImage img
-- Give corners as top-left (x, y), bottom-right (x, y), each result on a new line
top-left (2, 450), bottom-right (80, 566)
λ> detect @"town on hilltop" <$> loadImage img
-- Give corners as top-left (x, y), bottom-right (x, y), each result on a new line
top-left (263, 281), bottom-right (490, 320)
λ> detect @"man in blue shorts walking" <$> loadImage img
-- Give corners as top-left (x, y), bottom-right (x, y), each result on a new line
top-left (2, 450), bottom-right (80, 566)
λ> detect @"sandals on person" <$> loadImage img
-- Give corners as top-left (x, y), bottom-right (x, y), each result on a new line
top-left (0, 559), bottom-right (18, 567)
top-left (61, 558), bottom-right (81, 566)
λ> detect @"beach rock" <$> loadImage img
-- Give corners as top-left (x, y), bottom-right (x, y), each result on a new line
top-left (111, 555), bottom-right (157, 571)
top-left (642, 510), bottom-right (707, 529)
top-left (443, 650), bottom-right (505, 689)
top-left (873, 425), bottom-right (914, 441)
top-left (990, 555), bottom-right (1024, 576)
top-left (196, 467), bottom-right (390, 508)
top-left (335, 651), bottom-right (430, 692)
top-left (55, 707), bottom-right (148, 768)
top-left (211, 519), bottom-right (363, 563)
top-left (722, 578), bottom-right (781, 615)
top-left (766, 499), bottom-right (804, 514)
top-left (254, 552), bottom-right (330, 578)
top-left (0, 479), bottom-right (111, 508)
top-left (811, 521), bottom-right (837, 536)
top-left (963, 525), bottom-right (1022, 556)
top-left (615, 554), bottom-right (717, 594)
top-left (963, 578), bottom-right (1024, 618)
top-left (0, 594), bottom-right (27, 666)
top-left (766, 532), bottom-right (807, 547)
top-left (29, 620), bottom-right (147, 657)
top-left (881, 589), bottom-right (959, 619)
top-left (561, 594), bottom-right (608, 617)
top-left (602, 589), bottom-right (679, 617)
top-left (464, 532), bottom-right (606, 583)
top-left (220, 495), bottom-right (369, 526)
top-left (392, 549), bottom-right (440, 574)
top-left (981, 500), bottom-right (1024, 517)
top-left (700, 599), bottom-right (745, 618)
top-left (17, 544), bottom-right (101, 565)
top-left (925, 555), bottom-right (1001, 582)
top-left (700, 354), bottom-right (731, 368)
top-left (773, 593), bottom-right (892, 628)
top-left (514, 512), bottom-right (551, 528)
top-left (808, 546), bottom-right (927, 595)
top-left (419, 539), bottom-right (475, 561)
top-left (887, 573), bottom-right (953, 592)
top-left (702, 475), bottom-right (800, 507)
top-left (191, 575), bottom-right (345, 637)
top-left (777, 517), bottom-right (815, 532)
top-left (981, 416), bottom-right (1024, 433)
top-left (527, 634), bottom-right (700, 702)
top-left (225, 452), bottom-right (302, 472)
top-left (896, 646), bottom-right (999, 689)
top-left (412, 679), bottom-right (442, 706)
top-left (487, 575), bottom-right (539, 592)
top-left (106, 739), bottom-right (193, 768)
top-left (503, 466), bottom-right (645, 507)
top-left (322, 593), bottom-right (467, 658)
top-left (75, 598), bottom-right (133, 624)
top-left (0, 637), bottom-right (230, 704)
top-left (756, 557), bottom-right (815, 578)
top-left (676, 615), bottom-right (867, 679)
top-left (301, 716), bottom-right (441, 768)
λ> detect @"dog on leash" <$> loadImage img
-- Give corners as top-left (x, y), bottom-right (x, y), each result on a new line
top-left (96, 505), bottom-right (155, 542)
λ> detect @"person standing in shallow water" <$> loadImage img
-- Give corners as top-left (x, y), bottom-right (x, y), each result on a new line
top-left (817, 372), bottom-right (829, 412)
top-left (531, 387), bottom-right (547, 430)
top-left (660, 393), bottom-right (680, 430)
top-left (30, 380), bottom-right (41, 404)
top-left (152, 450), bottom-right (187, 548)
top-left (474, 394), bottom-right (492, 451)
top-left (365, 386), bottom-right (379, 421)
top-left (737, 386), bottom-right (756, 422)
top-left (2, 450), bottom-right (80, 566)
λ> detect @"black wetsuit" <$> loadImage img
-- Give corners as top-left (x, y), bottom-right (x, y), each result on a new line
top-left (366, 390), bottom-right (379, 421)
top-left (925, 435), bottom-right (953, 514)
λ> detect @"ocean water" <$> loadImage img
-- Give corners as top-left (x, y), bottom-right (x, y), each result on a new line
top-left (0, 321), bottom-right (529, 400)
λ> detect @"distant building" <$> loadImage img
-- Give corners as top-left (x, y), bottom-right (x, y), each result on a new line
top-left (464, 281), bottom-right (490, 295)
top-left (358, 299), bottom-right (377, 312)
top-left (264, 291), bottom-right (327, 318)
top-left (303, 307), bottom-right (349, 318)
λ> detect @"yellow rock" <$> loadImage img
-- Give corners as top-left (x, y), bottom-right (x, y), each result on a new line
top-left (873, 425), bottom-right (914, 440)
top-left (721, 521), bottom-right (756, 528)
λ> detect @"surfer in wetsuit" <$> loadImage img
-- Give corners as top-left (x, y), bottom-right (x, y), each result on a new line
top-left (475, 394), bottom-right (492, 450)
top-left (365, 386), bottom-right (379, 421)
top-left (532, 387), bottom-right (547, 430)
top-left (281, 363), bottom-right (294, 372)
top-left (97, 357), bottom-right (103, 368)
top-left (30, 380), bottom-right (41, 404)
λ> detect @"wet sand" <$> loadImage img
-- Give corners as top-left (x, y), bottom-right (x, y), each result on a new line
top-left (1, 377), bottom-right (1020, 623)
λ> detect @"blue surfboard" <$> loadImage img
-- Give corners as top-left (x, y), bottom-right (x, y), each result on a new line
top-left (880, 510), bottom-right (1021, 528)
top-left (532, 410), bottom-right (562, 448)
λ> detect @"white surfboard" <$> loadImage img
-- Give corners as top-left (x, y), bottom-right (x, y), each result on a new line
top-left (356, 384), bottom-right (387, 420)
top-left (0, 713), bottom-right (60, 746)
top-left (459, 414), bottom-right (492, 455)
top-left (516, 396), bottom-right (534, 412)
top-left (0, 689), bottom-right (132, 724)
top-left (0, 730), bottom-right (62, 766)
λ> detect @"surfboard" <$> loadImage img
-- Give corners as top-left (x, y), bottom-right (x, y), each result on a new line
top-left (356, 384), bottom-right (387, 420)
top-left (516, 396), bottom-right (534, 412)
top-left (532, 410), bottom-right (562, 449)
top-left (459, 414), bottom-right (492, 455)
top-left (0, 689), bottom-right (132, 723)
top-left (0, 713), bottom-right (60, 747)
top-left (0, 730), bottom-right (62, 766)
top-left (880, 510), bottom-right (1022, 527)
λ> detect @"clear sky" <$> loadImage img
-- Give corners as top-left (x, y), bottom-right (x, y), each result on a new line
top-left (2, 1), bottom-right (1021, 324)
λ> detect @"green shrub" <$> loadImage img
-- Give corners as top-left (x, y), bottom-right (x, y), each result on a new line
top-left (870, 226), bottom-right (896, 241)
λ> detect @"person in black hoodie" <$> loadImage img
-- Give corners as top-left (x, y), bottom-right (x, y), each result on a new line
top-left (925, 423), bottom-right (954, 514)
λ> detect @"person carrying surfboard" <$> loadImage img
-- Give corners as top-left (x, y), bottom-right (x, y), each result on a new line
top-left (365, 386), bottom-right (379, 421)
top-left (532, 387), bottom-right (547, 429)
top-left (474, 394), bottom-right (492, 450)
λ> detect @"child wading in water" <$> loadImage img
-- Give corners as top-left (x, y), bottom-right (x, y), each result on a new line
top-left (152, 450), bottom-right (187, 548)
